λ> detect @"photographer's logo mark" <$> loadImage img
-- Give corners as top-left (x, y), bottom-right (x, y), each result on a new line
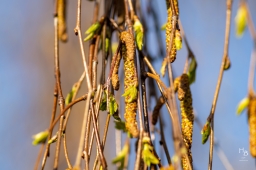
top-left (239, 148), bottom-right (248, 161)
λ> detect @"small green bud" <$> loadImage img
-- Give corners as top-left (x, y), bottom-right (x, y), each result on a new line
top-left (201, 121), bottom-right (211, 144)
top-left (32, 131), bottom-right (49, 145)
top-left (236, 97), bottom-right (249, 115)
top-left (85, 22), bottom-right (100, 34)
top-left (235, 5), bottom-right (247, 37)
top-left (187, 56), bottom-right (197, 85)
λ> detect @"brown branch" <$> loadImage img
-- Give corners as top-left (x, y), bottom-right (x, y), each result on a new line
top-left (90, 100), bottom-right (107, 169)
top-left (159, 114), bottom-right (172, 165)
top-left (34, 143), bottom-right (45, 170)
top-left (207, 1), bottom-right (233, 169)
top-left (53, 115), bottom-right (64, 170)
top-left (48, 94), bottom-right (88, 132)
top-left (41, 85), bottom-right (58, 170)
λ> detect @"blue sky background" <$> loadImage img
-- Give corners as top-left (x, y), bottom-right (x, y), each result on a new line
top-left (0, 0), bottom-right (256, 170)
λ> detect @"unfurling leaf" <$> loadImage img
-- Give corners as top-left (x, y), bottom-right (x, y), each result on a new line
top-left (174, 30), bottom-right (182, 50)
top-left (142, 137), bottom-right (159, 167)
top-left (236, 97), bottom-right (249, 115)
top-left (122, 86), bottom-right (137, 103)
top-left (235, 5), bottom-right (247, 37)
top-left (161, 23), bottom-right (166, 30)
top-left (187, 56), bottom-right (197, 85)
top-left (99, 91), bottom-right (107, 111)
top-left (32, 131), bottom-right (49, 145)
top-left (84, 33), bottom-right (94, 42)
top-left (85, 22), bottom-right (100, 34)
top-left (114, 120), bottom-right (127, 132)
top-left (201, 121), bottom-right (211, 144)
top-left (224, 57), bottom-right (231, 70)
top-left (112, 142), bottom-right (129, 170)
top-left (109, 93), bottom-right (118, 116)
top-left (105, 38), bottom-right (110, 53)
top-left (136, 31), bottom-right (143, 50)
top-left (65, 84), bottom-right (78, 105)
top-left (133, 16), bottom-right (144, 50)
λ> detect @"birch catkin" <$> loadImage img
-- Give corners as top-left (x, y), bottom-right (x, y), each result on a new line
top-left (111, 52), bottom-right (122, 90)
top-left (248, 97), bottom-right (256, 157)
top-left (58, 0), bottom-right (68, 42)
top-left (165, 0), bottom-right (179, 63)
top-left (175, 74), bottom-right (194, 169)
top-left (120, 31), bottom-right (139, 138)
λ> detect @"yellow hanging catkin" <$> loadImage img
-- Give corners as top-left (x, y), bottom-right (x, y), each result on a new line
top-left (161, 0), bottom-right (180, 77)
top-left (58, 0), bottom-right (67, 42)
top-left (120, 31), bottom-right (139, 138)
top-left (248, 96), bottom-right (256, 157)
top-left (175, 74), bottom-right (194, 170)
top-left (111, 52), bottom-right (122, 90)
top-left (165, 0), bottom-right (179, 63)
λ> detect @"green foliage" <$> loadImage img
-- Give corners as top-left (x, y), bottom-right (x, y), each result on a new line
top-left (65, 84), bottom-right (78, 105)
top-left (99, 91), bottom-right (120, 120)
top-left (32, 131), bottom-right (49, 145)
top-left (84, 22), bottom-right (101, 41)
top-left (99, 91), bottom-right (107, 111)
top-left (236, 97), bottom-right (249, 115)
top-left (201, 121), bottom-right (211, 144)
top-left (122, 86), bottom-right (137, 103)
top-left (187, 57), bottom-right (197, 85)
top-left (105, 38), bottom-right (110, 53)
top-left (142, 137), bottom-right (159, 167)
top-left (175, 36), bottom-right (182, 50)
top-left (133, 17), bottom-right (144, 50)
top-left (161, 23), bottom-right (166, 30)
top-left (235, 5), bottom-right (247, 37)
top-left (112, 142), bottom-right (129, 170)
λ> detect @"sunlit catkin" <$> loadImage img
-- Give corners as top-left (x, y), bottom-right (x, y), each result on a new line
top-left (165, 0), bottom-right (179, 63)
top-left (176, 74), bottom-right (194, 169)
top-left (120, 31), bottom-right (139, 138)
top-left (248, 97), bottom-right (256, 157)
top-left (111, 53), bottom-right (122, 90)
top-left (152, 96), bottom-right (165, 125)
top-left (58, 0), bottom-right (68, 42)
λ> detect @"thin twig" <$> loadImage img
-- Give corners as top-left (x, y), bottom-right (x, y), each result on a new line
top-left (90, 100), bottom-right (107, 169)
top-left (41, 85), bottom-right (58, 170)
top-left (207, 1), bottom-right (232, 169)
top-left (53, 115), bottom-right (64, 170)
top-left (159, 114), bottom-right (172, 165)
top-left (34, 143), bottom-right (45, 170)
top-left (48, 94), bottom-right (88, 132)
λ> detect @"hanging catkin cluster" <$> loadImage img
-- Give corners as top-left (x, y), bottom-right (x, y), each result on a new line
top-left (120, 31), bottom-right (139, 138)
top-left (174, 74), bottom-right (194, 170)
top-left (111, 52), bottom-right (122, 90)
top-left (248, 96), bottom-right (256, 157)
top-left (165, 0), bottom-right (179, 63)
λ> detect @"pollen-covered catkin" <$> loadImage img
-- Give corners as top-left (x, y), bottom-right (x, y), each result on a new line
top-left (58, 0), bottom-right (68, 42)
top-left (176, 74), bottom-right (194, 170)
top-left (120, 31), bottom-right (139, 138)
top-left (152, 96), bottom-right (165, 125)
top-left (165, 0), bottom-right (179, 63)
top-left (248, 97), bottom-right (256, 157)
top-left (111, 53), bottom-right (122, 90)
